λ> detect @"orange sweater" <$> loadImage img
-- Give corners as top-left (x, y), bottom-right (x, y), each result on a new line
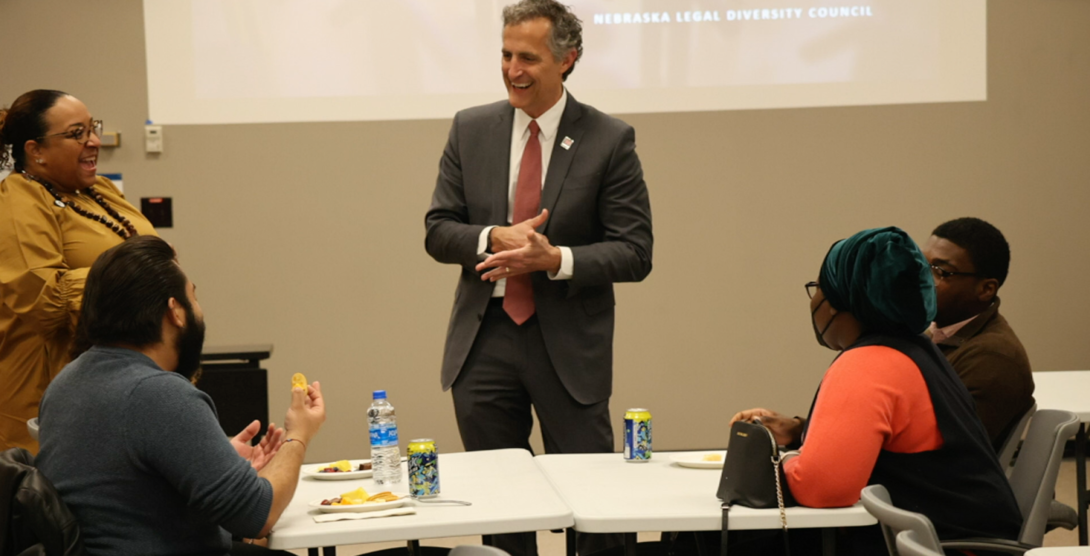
top-left (783, 345), bottom-right (944, 507)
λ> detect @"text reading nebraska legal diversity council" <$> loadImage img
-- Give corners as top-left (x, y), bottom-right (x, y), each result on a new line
top-left (593, 6), bottom-right (875, 25)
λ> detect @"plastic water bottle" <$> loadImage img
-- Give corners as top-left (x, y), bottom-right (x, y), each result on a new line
top-left (368, 390), bottom-right (402, 485)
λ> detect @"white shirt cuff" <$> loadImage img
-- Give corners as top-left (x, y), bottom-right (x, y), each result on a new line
top-left (548, 246), bottom-right (574, 280)
top-left (477, 226), bottom-right (496, 260)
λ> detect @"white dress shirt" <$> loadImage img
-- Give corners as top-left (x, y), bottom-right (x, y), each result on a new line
top-left (928, 311), bottom-right (983, 344)
top-left (478, 89), bottom-right (575, 297)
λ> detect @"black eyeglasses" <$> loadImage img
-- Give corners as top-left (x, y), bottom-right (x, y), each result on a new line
top-left (929, 264), bottom-right (978, 280)
top-left (37, 120), bottom-right (103, 145)
top-left (805, 281), bottom-right (819, 299)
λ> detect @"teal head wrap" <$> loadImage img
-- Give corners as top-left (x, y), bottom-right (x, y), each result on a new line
top-left (818, 227), bottom-right (936, 336)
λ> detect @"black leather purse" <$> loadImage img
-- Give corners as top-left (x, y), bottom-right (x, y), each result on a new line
top-left (716, 420), bottom-right (795, 556)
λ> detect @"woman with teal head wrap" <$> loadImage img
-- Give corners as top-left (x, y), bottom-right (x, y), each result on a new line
top-left (819, 226), bottom-right (937, 337)
top-left (728, 226), bottom-right (1022, 555)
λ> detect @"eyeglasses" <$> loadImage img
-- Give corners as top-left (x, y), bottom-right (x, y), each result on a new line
top-left (805, 281), bottom-right (819, 299)
top-left (37, 120), bottom-right (103, 145)
top-left (929, 264), bottom-right (978, 280)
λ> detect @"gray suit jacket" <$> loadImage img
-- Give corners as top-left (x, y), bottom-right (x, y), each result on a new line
top-left (425, 94), bottom-right (653, 405)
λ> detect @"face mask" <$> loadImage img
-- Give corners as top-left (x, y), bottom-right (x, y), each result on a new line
top-left (811, 297), bottom-right (838, 350)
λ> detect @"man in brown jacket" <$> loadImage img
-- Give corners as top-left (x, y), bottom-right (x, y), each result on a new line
top-left (922, 217), bottom-right (1035, 451)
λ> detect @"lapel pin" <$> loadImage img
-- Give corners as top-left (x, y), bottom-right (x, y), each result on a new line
top-left (560, 136), bottom-right (574, 150)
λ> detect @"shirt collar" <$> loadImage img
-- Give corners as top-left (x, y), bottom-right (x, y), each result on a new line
top-left (513, 88), bottom-right (567, 142)
top-left (928, 299), bottom-right (1000, 346)
top-left (928, 314), bottom-right (979, 344)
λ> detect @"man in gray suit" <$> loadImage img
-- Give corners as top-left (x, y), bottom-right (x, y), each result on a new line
top-left (425, 0), bottom-right (652, 548)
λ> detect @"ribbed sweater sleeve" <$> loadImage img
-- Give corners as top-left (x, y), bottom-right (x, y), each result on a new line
top-left (125, 373), bottom-right (274, 538)
top-left (783, 345), bottom-right (943, 507)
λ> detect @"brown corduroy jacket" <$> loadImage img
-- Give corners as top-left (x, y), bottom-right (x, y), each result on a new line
top-left (935, 297), bottom-right (1035, 450)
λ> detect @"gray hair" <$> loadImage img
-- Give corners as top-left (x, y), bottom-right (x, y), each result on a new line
top-left (502, 0), bottom-right (583, 81)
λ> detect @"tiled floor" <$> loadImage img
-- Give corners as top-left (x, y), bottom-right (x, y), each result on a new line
top-left (289, 458), bottom-right (1086, 555)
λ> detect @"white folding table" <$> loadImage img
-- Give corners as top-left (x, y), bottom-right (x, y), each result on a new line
top-left (1032, 370), bottom-right (1090, 545)
top-left (534, 451), bottom-right (877, 556)
top-left (1026, 548), bottom-right (1090, 555)
top-left (268, 448), bottom-right (573, 555)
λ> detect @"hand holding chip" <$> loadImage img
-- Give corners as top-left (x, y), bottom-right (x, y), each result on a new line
top-left (284, 372), bottom-right (326, 447)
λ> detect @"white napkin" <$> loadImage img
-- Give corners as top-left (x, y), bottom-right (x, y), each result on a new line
top-left (313, 507), bottom-right (417, 523)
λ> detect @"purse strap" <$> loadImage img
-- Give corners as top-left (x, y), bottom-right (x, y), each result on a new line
top-left (770, 444), bottom-right (791, 556)
top-left (755, 418), bottom-right (790, 536)
top-left (721, 503), bottom-right (730, 556)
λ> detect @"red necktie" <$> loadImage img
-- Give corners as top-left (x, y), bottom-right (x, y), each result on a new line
top-left (504, 120), bottom-right (541, 325)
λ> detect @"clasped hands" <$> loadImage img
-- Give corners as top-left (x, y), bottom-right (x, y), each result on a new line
top-left (476, 209), bottom-right (562, 281)
top-left (729, 408), bottom-right (804, 448)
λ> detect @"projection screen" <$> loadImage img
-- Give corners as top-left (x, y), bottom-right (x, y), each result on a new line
top-left (143, 0), bottom-right (986, 124)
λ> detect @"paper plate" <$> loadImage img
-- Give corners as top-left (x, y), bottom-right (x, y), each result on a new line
top-left (302, 459), bottom-right (374, 480)
top-left (309, 497), bottom-right (407, 513)
top-left (670, 451), bottom-right (727, 469)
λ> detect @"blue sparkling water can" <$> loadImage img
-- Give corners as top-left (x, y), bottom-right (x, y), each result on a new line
top-left (408, 438), bottom-right (440, 498)
top-left (623, 408), bottom-right (652, 462)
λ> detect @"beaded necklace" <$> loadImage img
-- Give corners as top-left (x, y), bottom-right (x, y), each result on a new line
top-left (22, 172), bottom-right (138, 239)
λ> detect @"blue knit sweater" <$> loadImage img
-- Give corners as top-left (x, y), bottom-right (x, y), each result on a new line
top-left (37, 346), bottom-right (273, 556)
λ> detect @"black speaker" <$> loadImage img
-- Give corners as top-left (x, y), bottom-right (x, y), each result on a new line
top-left (197, 345), bottom-right (271, 442)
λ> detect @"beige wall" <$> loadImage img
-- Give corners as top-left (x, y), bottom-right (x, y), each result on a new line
top-left (3, 0), bottom-right (1088, 463)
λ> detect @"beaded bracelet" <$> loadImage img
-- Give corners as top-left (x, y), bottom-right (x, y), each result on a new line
top-left (284, 438), bottom-right (306, 450)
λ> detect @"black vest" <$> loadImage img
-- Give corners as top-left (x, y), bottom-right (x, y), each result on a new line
top-left (805, 333), bottom-right (1022, 542)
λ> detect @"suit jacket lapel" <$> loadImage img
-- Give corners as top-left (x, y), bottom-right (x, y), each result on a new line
top-left (491, 105), bottom-right (514, 225)
top-left (539, 96), bottom-right (584, 234)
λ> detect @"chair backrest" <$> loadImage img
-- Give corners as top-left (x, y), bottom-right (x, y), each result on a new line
top-left (449, 546), bottom-right (511, 556)
top-left (0, 447), bottom-right (86, 556)
top-left (995, 403), bottom-right (1036, 476)
top-left (860, 484), bottom-right (942, 556)
top-left (26, 417), bottom-right (40, 441)
top-left (895, 530), bottom-right (944, 556)
top-left (1006, 408), bottom-right (1080, 545)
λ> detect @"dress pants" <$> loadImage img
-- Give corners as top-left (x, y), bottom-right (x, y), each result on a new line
top-left (453, 298), bottom-right (620, 555)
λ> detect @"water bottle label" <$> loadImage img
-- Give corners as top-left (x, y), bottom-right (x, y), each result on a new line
top-left (370, 423), bottom-right (399, 447)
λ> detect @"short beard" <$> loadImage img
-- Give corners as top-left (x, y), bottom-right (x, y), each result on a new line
top-left (175, 305), bottom-right (206, 381)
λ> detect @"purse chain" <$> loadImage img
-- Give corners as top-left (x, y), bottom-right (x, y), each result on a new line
top-left (762, 426), bottom-right (789, 533)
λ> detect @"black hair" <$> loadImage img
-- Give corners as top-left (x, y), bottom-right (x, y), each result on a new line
top-left (0, 90), bottom-right (70, 171)
top-left (72, 235), bottom-right (191, 358)
top-left (932, 217), bottom-right (1010, 286)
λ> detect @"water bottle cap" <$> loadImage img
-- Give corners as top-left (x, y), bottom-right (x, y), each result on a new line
top-left (372, 390), bottom-right (387, 399)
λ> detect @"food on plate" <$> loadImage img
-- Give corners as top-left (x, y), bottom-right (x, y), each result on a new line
top-left (702, 453), bottom-right (723, 462)
top-left (320, 488), bottom-right (398, 506)
top-left (317, 460), bottom-right (373, 473)
top-left (340, 487), bottom-right (370, 505)
top-left (322, 487), bottom-right (368, 506)
top-left (291, 372), bottom-right (307, 392)
top-left (367, 491), bottom-right (400, 503)
top-left (319, 460), bottom-right (352, 473)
